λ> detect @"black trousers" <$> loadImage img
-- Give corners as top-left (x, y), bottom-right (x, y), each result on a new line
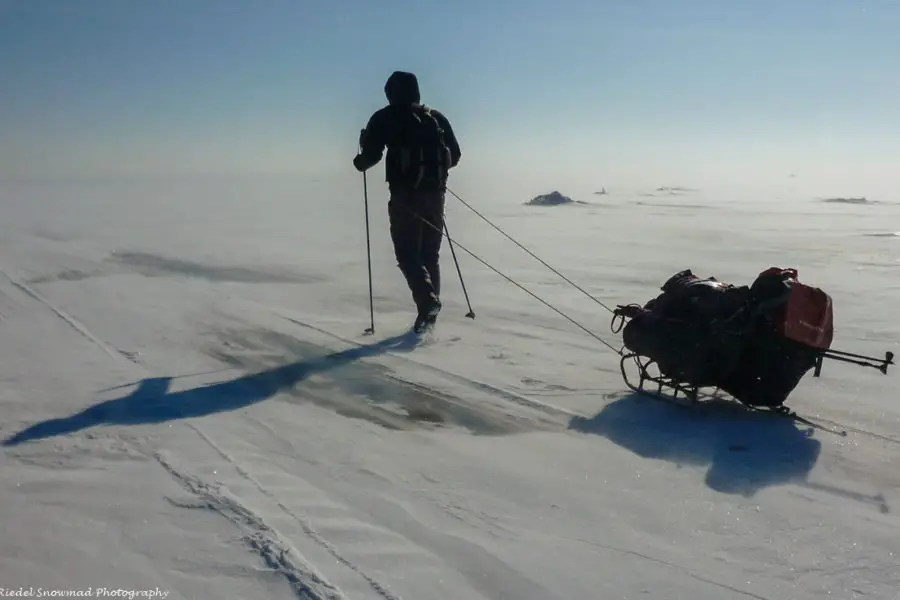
top-left (388, 187), bottom-right (445, 315)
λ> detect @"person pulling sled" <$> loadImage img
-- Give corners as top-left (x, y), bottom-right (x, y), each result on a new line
top-left (353, 71), bottom-right (462, 333)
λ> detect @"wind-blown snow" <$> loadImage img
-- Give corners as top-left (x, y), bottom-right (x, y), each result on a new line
top-left (1, 176), bottom-right (898, 599)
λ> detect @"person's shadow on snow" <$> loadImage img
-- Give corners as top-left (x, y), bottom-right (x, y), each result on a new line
top-left (568, 393), bottom-right (821, 497)
top-left (3, 330), bottom-right (423, 447)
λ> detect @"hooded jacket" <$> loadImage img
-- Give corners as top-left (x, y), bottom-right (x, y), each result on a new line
top-left (354, 71), bottom-right (462, 189)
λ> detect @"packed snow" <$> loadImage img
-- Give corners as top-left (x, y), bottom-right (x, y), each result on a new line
top-left (1, 175), bottom-right (898, 599)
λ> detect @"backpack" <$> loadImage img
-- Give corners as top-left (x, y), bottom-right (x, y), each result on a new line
top-left (392, 104), bottom-right (452, 189)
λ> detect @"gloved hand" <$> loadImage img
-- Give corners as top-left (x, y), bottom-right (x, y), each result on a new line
top-left (354, 128), bottom-right (369, 171)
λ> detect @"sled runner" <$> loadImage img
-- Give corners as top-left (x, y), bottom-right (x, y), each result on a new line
top-left (610, 268), bottom-right (893, 417)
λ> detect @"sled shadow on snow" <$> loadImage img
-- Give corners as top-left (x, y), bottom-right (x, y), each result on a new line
top-left (568, 393), bottom-right (823, 497)
top-left (2, 330), bottom-right (428, 447)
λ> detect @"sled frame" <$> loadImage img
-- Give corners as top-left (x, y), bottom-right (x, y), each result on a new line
top-left (619, 350), bottom-right (810, 423)
top-left (619, 352), bottom-right (709, 405)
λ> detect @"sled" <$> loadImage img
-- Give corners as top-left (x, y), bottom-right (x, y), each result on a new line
top-left (616, 349), bottom-right (892, 405)
top-left (609, 268), bottom-right (894, 420)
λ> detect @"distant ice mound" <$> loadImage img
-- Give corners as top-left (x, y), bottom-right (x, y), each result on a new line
top-left (525, 191), bottom-right (586, 206)
top-left (656, 186), bottom-right (695, 194)
top-left (634, 201), bottom-right (715, 210)
top-left (863, 232), bottom-right (900, 238)
top-left (820, 196), bottom-right (877, 205)
top-left (641, 186), bottom-right (697, 197)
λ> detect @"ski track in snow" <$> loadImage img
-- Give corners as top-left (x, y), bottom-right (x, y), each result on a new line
top-left (155, 404), bottom-right (406, 600)
top-left (165, 394), bottom-right (418, 599)
top-left (0, 267), bottom-right (141, 364)
top-left (153, 450), bottom-right (350, 600)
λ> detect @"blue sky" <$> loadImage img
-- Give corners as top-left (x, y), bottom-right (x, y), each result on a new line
top-left (2, 0), bottom-right (898, 189)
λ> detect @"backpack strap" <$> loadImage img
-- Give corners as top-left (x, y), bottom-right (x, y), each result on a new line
top-left (420, 106), bottom-right (451, 187)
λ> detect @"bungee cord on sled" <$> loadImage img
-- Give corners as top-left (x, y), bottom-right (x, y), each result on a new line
top-left (361, 181), bottom-right (894, 434)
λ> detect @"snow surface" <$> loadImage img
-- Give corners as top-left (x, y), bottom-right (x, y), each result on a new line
top-left (1, 176), bottom-right (899, 599)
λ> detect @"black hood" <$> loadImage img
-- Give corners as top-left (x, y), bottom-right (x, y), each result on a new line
top-left (384, 71), bottom-right (420, 105)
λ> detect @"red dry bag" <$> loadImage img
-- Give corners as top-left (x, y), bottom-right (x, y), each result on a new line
top-left (757, 267), bottom-right (834, 350)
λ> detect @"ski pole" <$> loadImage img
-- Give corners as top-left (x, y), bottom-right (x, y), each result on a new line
top-left (360, 133), bottom-right (375, 335)
top-left (443, 215), bottom-right (475, 319)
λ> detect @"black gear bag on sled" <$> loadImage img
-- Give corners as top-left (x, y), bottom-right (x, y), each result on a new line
top-left (610, 267), bottom-right (893, 410)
